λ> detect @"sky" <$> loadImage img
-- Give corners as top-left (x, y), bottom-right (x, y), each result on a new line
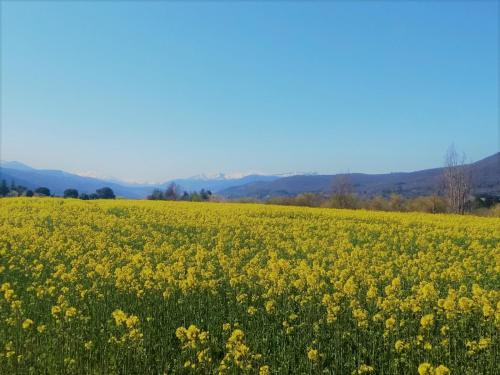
top-left (1, 1), bottom-right (498, 183)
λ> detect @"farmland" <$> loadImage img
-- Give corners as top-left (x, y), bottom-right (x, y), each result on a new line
top-left (0, 198), bottom-right (498, 374)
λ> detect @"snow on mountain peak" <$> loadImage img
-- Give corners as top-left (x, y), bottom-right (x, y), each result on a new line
top-left (187, 171), bottom-right (317, 181)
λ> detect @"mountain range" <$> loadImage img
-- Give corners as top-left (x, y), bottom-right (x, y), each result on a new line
top-left (0, 162), bottom-right (285, 198)
top-left (1, 152), bottom-right (498, 199)
top-left (219, 152), bottom-right (500, 199)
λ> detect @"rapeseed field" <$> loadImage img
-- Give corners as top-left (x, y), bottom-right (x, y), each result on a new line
top-left (0, 198), bottom-right (498, 374)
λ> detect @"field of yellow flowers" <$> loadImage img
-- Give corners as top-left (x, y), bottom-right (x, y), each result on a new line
top-left (0, 198), bottom-right (498, 374)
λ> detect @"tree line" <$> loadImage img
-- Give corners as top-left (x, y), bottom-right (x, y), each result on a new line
top-left (261, 145), bottom-right (499, 216)
top-left (0, 181), bottom-right (116, 200)
top-left (147, 183), bottom-right (212, 202)
top-left (1, 145), bottom-right (498, 216)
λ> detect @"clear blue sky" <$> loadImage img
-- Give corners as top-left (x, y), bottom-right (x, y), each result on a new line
top-left (1, 1), bottom-right (498, 182)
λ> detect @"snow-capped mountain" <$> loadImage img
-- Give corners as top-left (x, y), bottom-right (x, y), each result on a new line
top-left (0, 161), bottom-right (296, 197)
top-left (162, 171), bottom-right (319, 192)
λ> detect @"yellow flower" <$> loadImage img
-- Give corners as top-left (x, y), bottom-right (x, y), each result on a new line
top-left (357, 364), bottom-right (375, 374)
top-left (247, 306), bottom-right (257, 316)
top-left (22, 319), bottom-right (34, 330)
top-left (36, 324), bottom-right (46, 333)
top-left (222, 323), bottom-right (231, 331)
top-left (394, 340), bottom-right (408, 352)
top-left (236, 293), bottom-right (247, 303)
top-left (434, 365), bottom-right (450, 375)
top-left (458, 297), bottom-right (473, 311)
top-left (186, 325), bottom-right (200, 341)
top-left (440, 325), bottom-right (449, 335)
top-left (65, 307), bottom-right (77, 319)
top-left (385, 317), bottom-right (396, 330)
top-left (420, 314), bottom-right (434, 329)
top-left (198, 331), bottom-right (209, 343)
top-left (259, 365), bottom-right (270, 375)
top-left (84, 341), bottom-right (93, 350)
top-left (307, 349), bottom-right (318, 362)
top-left (51, 305), bottom-right (61, 317)
top-left (112, 309), bottom-right (127, 326)
top-left (482, 304), bottom-right (494, 317)
top-left (125, 315), bottom-right (139, 329)
top-left (366, 286), bottom-right (378, 299)
top-left (478, 337), bottom-right (491, 350)
top-left (229, 328), bottom-right (244, 342)
top-left (418, 362), bottom-right (433, 375)
top-left (265, 300), bottom-right (275, 313)
top-left (343, 277), bottom-right (358, 296)
top-left (197, 348), bottom-right (211, 363)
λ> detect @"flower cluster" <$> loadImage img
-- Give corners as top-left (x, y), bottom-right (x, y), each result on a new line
top-left (0, 198), bottom-right (497, 373)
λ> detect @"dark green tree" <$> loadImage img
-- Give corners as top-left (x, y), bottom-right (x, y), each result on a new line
top-left (0, 180), bottom-right (9, 196)
top-left (200, 189), bottom-right (212, 201)
top-left (63, 189), bottom-right (79, 198)
top-left (164, 183), bottom-right (178, 200)
top-left (190, 191), bottom-right (201, 202)
top-left (96, 187), bottom-right (115, 199)
top-left (35, 187), bottom-right (51, 196)
top-left (147, 189), bottom-right (164, 200)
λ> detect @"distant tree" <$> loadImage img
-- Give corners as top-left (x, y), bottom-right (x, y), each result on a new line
top-left (89, 193), bottom-right (98, 200)
top-left (190, 191), bottom-right (201, 202)
top-left (25, 190), bottom-right (34, 197)
top-left (35, 187), bottom-right (51, 196)
top-left (407, 195), bottom-right (447, 213)
top-left (388, 194), bottom-right (406, 211)
top-left (7, 190), bottom-right (19, 197)
top-left (442, 145), bottom-right (471, 214)
top-left (181, 191), bottom-right (190, 201)
top-left (294, 193), bottom-right (323, 207)
top-left (472, 194), bottom-right (500, 209)
top-left (164, 183), bottom-right (179, 200)
top-left (267, 196), bottom-right (294, 206)
top-left (365, 196), bottom-right (389, 211)
top-left (63, 188), bottom-right (79, 199)
top-left (13, 185), bottom-right (27, 195)
top-left (200, 189), bottom-right (212, 201)
top-left (96, 187), bottom-right (115, 199)
top-left (0, 180), bottom-right (9, 196)
top-left (330, 174), bottom-right (359, 209)
top-left (80, 193), bottom-right (90, 200)
top-left (432, 194), bottom-right (448, 213)
top-left (147, 189), bottom-right (164, 200)
top-left (333, 174), bottom-right (353, 195)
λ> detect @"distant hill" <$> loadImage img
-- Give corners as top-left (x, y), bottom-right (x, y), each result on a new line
top-left (165, 174), bottom-right (281, 193)
top-left (219, 153), bottom-right (500, 199)
top-left (0, 166), bottom-right (153, 198)
top-left (0, 163), bottom-right (284, 198)
top-left (2, 153), bottom-right (498, 199)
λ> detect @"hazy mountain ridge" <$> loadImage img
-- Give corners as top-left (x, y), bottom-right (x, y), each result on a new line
top-left (0, 166), bottom-right (152, 198)
top-left (219, 153), bottom-right (500, 199)
top-left (165, 175), bottom-right (281, 193)
top-left (1, 153), bottom-right (498, 199)
top-left (0, 163), bottom-right (285, 198)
